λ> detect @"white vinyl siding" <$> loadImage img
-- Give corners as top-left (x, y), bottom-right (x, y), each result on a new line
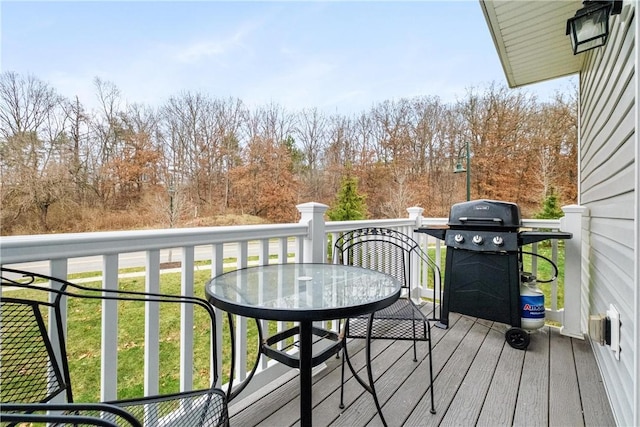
top-left (579, 5), bottom-right (637, 426)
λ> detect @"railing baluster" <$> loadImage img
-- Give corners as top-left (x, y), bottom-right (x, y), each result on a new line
top-left (257, 240), bottom-right (270, 370)
top-left (49, 259), bottom-right (68, 403)
top-left (210, 242), bottom-right (225, 387)
top-left (102, 254), bottom-right (119, 402)
top-left (145, 250), bottom-right (161, 398)
top-left (181, 246), bottom-right (195, 392)
top-left (235, 242), bottom-right (248, 382)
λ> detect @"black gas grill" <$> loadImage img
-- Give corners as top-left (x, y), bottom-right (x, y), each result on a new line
top-left (417, 199), bottom-right (571, 348)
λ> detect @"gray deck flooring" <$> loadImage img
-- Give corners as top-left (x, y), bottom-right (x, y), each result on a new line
top-left (228, 304), bottom-right (615, 426)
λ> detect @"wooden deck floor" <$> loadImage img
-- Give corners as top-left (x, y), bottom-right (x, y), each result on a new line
top-left (228, 304), bottom-right (615, 427)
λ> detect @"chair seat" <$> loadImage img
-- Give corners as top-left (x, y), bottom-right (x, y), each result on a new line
top-left (345, 298), bottom-right (429, 341)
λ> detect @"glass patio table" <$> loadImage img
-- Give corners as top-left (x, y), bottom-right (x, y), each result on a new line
top-left (205, 262), bottom-right (401, 427)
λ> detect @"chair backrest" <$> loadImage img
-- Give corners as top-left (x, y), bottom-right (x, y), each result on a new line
top-left (333, 227), bottom-right (422, 291)
top-left (1, 272), bottom-right (72, 404)
top-left (1, 267), bottom-right (221, 407)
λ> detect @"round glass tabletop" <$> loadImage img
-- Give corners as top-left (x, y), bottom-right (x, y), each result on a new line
top-left (205, 263), bottom-right (401, 321)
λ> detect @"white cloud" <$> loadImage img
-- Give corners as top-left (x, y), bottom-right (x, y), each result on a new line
top-left (172, 18), bottom-right (260, 65)
top-left (175, 41), bottom-right (227, 63)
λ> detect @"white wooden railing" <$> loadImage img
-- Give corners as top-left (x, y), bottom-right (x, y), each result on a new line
top-left (0, 202), bottom-right (586, 403)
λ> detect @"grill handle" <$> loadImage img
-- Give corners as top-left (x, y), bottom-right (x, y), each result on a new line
top-left (458, 217), bottom-right (504, 223)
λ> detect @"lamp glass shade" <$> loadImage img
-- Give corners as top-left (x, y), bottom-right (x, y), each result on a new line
top-left (567, 3), bottom-right (611, 54)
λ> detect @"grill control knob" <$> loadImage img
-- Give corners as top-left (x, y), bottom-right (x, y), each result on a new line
top-left (492, 236), bottom-right (504, 246)
top-left (472, 235), bottom-right (484, 245)
top-left (454, 234), bottom-right (465, 243)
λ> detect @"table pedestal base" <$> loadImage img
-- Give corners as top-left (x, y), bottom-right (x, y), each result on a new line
top-left (264, 322), bottom-right (342, 427)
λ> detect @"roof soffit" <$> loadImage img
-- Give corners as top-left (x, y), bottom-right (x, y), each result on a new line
top-left (480, 0), bottom-right (584, 88)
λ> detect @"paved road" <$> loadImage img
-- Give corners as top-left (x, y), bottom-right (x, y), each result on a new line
top-left (7, 241), bottom-right (294, 276)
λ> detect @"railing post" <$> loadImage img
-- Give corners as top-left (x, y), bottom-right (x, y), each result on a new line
top-left (560, 204), bottom-right (588, 338)
top-left (407, 207), bottom-right (425, 302)
top-left (297, 202), bottom-right (329, 263)
top-left (407, 206), bottom-right (424, 230)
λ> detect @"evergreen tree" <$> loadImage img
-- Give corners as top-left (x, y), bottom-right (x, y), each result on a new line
top-left (535, 189), bottom-right (564, 219)
top-left (327, 175), bottom-right (367, 221)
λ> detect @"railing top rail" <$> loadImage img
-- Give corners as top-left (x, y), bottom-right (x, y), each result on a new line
top-left (0, 215), bottom-right (564, 265)
top-left (0, 223), bottom-right (309, 264)
top-left (521, 218), bottom-right (562, 229)
top-left (325, 218), bottom-right (416, 233)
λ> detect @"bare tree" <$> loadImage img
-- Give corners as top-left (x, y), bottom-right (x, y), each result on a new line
top-left (88, 78), bottom-right (126, 207)
top-left (294, 107), bottom-right (327, 200)
top-left (61, 96), bottom-right (92, 204)
top-left (0, 72), bottom-right (75, 232)
top-left (160, 93), bottom-right (246, 215)
top-left (245, 101), bottom-right (296, 144)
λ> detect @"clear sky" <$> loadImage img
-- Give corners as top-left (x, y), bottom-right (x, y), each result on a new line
top-left (1, 1), bottom-right (575, 115)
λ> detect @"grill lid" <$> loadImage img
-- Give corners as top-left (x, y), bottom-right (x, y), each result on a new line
top-left (448, 199), bottom-right (522, 229)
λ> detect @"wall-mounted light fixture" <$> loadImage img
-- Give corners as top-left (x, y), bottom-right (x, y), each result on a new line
top-left (566, 0), bottom-right (622, 55)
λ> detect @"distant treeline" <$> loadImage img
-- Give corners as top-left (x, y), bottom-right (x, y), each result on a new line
top-left (0, 71), bottom-right (577, 234)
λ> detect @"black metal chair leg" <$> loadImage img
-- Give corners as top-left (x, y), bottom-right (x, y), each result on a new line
top-left (412, 317), bottom-right (418, 362)
top-left (427, 328), bottom-right (436, 415)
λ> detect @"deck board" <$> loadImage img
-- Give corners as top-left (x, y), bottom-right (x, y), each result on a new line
top-left (476, 340), bottom-right (525, 426)
top-left (549, 327), bottom-right (584, 426)
top-left (513, 327), bottom-right (549, 426)
top-left (572, 337), bottom-right (616, 427)
top-left (228, 304), bottom-right (615, 427)
top-left (439, 326), bottom-right (504, 426)
top-left (370, 313), bottom-right (465, 427)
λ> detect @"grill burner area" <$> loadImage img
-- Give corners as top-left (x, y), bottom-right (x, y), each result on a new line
top-left (417, 199), bottom-right (571, 349)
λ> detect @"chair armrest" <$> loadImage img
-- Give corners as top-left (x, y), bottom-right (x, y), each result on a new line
top-left (1, 402), bottom-right (142, 427)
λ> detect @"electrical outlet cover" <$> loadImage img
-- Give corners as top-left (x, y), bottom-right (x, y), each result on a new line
top-left (606, 304), bottom-right (620, 360)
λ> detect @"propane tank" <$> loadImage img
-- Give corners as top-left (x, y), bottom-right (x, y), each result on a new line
top-left (520, 272), bottom-right (545, 330)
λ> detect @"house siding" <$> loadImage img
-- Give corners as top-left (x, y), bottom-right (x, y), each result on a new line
top-left (579, 5), bottom-right (637, 426)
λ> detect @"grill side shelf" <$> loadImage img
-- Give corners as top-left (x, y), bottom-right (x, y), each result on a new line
top-left (519, 231), bottom-right (572, 245)
top-left (415, 227), bottom-right (447, 241)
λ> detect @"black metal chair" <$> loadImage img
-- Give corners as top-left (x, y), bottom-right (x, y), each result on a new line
top-left (333, 227), bottom-right (438, 423)
top-left (0, 267), bottom-right (229, 427)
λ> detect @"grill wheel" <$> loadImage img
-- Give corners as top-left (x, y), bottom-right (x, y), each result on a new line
top-left (505, 327), bottom-right (530, 350)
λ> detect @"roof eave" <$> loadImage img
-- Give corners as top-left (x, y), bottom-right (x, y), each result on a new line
top-left (479, 0), bottom-right (583, 88)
